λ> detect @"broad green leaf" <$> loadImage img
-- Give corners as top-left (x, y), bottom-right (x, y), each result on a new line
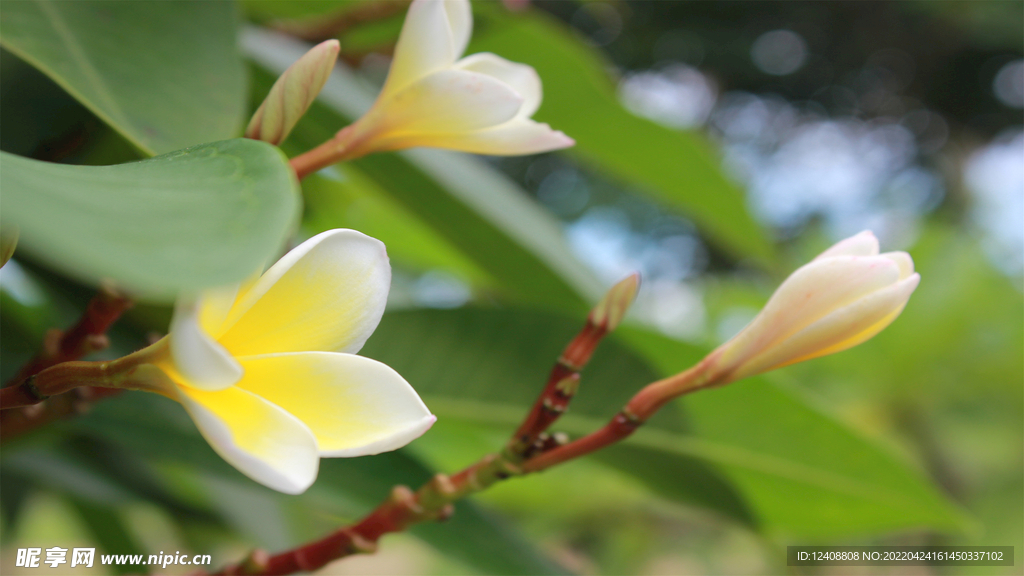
top-left (69, 498), bottom-right (148, 574)
top-left (244, 29), bottom-right (604, 312)
top-left (61, 393), bottom-right (566, 575)
top-left (0, 467), bottom-right (33, 534)
top-left (469, 9), bottom-right (774, 264)
top-left (361, 307), bottom-right (971, 537)
top-left (0, 0), bottom-right (246, 155)
top-left (0, 139), bottom-right (300, 300)
top-left (360, 307), bottom-right (754, 524)
top-left (620, 327), bottom-right (973, 538)
top-left (302, 168), bottom-right (496, 290)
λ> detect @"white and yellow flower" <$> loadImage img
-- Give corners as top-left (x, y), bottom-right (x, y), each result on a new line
top-left (156, 229), bottom-right (434, 494)
top-left (336, 0), bottom-right (573, 157)
top-left (709, 230), bottom-right (920, 383)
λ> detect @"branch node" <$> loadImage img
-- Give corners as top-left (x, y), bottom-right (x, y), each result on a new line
top-left (84, 334), bottom-right (110, 354)
top-left (435, 504), bottom-right (455, 522)
top-left (239, 549), bottom-right (270, 575)
top-left (344, 530), bottom-right (378, 555)
top-left (23, 376), bottom-right (48, 402)
top-left (389, 485), bottom-right (423, 515)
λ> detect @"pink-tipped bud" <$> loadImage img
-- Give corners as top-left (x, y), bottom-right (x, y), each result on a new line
top-left (589, 273), bottom-right (641, 332)
top-left (708, 231), bottom-right (919, 383)
top-left (245, 39), bottom-right (340, 145)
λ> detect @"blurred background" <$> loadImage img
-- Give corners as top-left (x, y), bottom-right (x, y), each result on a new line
top-left (2, 1), bottom-right (1021, 574)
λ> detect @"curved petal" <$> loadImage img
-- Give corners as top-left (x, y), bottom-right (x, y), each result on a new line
top-left (176, 385), bottom-right (319, 494)
top-left (218, 229), bottom-right (391, 356)
top-left (386, 119), bottom-right (575, 156)
top-left (197, 284), bottom-right (240, 338)
top-left (814, 231), bottom-right (879, 260)
top-left (382, 69), bottom-right (524, 134)
top-left (715, 256), bottom-right (902, 373)
top-left (444, 0), bottom-right (472, 59)
top-left (879, 251), bottom-right (915, 280)
top-left (733, 273), bottom-right (920, 379)
top-left (456, 53), bottom-right (542, 118)
top-left (385, 0), bottom-right (458, 96)
top-left (235, 352), bottom-right (435, 457)
top-left (168, 298), bottom-right (243, 391)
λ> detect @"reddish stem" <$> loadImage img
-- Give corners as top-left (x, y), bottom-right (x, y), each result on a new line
top-left (1, 287), bottom-right (133, 439)
top-left (4, 286), bottom-right (133, 388)
top-left (0, 388), bottom-right (123, 440)
top-left (522, 358), bottom-right (718, 473)
top-left (509, 322), bottom-right (605, 456)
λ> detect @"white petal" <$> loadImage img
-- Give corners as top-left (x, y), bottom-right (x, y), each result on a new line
top-left (733, 273), bottom-right (920, 378)
top-left (715, 256), bottom-right (901, 374)
top-left (384, 0), bottom-right (458, 96)
top-left (814, 230), bottom-right (879, 260)
top-left (176, 385), bottom-right (320, 494)
top-left (235, 352), bottom-right (435, 457)
top-left (456, 53), bottom-right (542, 118)
top-left (168, 298), bottom-right (243, 391)
top-left (382, 69), bottom-right (524, 134)
top-left (443, 0), bottom-right (472, 59)
top-left (394, 119), bottom-right (575, 156)
top-left (880, 251), bottom-right (915, 280)
top-left (197, 284), bottom-right (240, 338)
top-left (218, 229), bottom-right (391, 356)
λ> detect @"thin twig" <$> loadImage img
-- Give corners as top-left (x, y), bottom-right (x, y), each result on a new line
top-left (1, 286), bottom-right (133, 439)
top-left (4, 285), bottom-right (133, 388)
top-left (209, 276), bottom-right (646, 575)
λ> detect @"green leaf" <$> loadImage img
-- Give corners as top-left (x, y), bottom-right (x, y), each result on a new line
top-left (362, 307), bottom-right (971, 537)
top-left (0, 139), bottom-right (300, 301)
top-left (302, 169), bottom-right (495, 288)
top-left (619, 327), bottom-right (974, 538)
top-left (62, 393), bottom-right (566, 575)
top-left (360, 307), bottom-right (754, 523)
top-left (245, 31), bottom-right (604, 312)
top-left (469, 9), bottom-right (774, 264)
top-left (0, 0), bottom-right (246, 155)
top-left (69, 498), bottom-right (149, 574)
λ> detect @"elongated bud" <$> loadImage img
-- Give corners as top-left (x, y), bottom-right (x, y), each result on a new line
top-left (708, 231), bottom-right (919, 383)
top-left (1, 225), bottom-right (18, 269)
top-left (589, 273), bottom-right (641, 332)
top-left (246, 39), bottom-right (340, 145)
top-left (626, 231), bottom-right (921, 421)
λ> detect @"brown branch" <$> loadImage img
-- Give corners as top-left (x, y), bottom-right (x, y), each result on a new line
top-left (209, 276), bottom-right (644, 575)
top-left (522, 357), bottom-right (718, 473)
top-left (0, 387), bottom-right (124, 441)
top-left (1, 286), bottom-right (133, 440)
top-left (5, 285), bottom-right (133, 388)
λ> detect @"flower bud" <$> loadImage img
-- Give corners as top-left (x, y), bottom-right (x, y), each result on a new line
top-left (589, 273), bottom-right (640, 332)
top-left (246, 39), bottom-right (340, 145)
top-left (709, 231), bottom-right (920, 383)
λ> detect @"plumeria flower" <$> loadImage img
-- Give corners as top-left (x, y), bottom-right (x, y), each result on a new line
top-left (156, 229), bottom-right (434, 494)
top-left (708, 230), bottom-right (920, 383)
top-left (331, 0), bottom-right (573, 158)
